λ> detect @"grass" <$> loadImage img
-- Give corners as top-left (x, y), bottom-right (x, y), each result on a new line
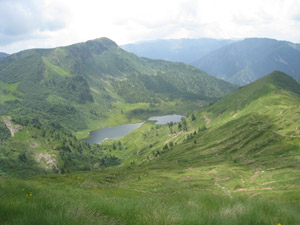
top-left (0, 81), bottom-right (22, 102)
top-left (1, 163), bottom-right (300, 225)
top-left (43, 57), bottom-right (70, 77)
top-left (1, 72), bottom-right (300, 224)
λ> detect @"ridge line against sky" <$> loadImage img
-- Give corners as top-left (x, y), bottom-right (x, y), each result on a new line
top-left (1, 0), bottom-right (300, 54)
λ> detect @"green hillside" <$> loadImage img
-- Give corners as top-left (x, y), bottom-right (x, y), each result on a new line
top-left (0, 37), bottom-right (236, 177)
top-left (0, 116), bottom-right (120, 177)
top-left (0, 38), bottom-right (236, 138)
top-left (101, 71), bottom-right (300, 168)
top-left (1, 71), bottom-right (300, 224)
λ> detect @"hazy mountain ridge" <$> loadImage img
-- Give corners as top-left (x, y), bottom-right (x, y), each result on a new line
top-left (121, 38), bottom-right (235, 64)
top-left (193, 38), bottom-right (300, 85)
top-left (0, 52), bottom-right (8, 58)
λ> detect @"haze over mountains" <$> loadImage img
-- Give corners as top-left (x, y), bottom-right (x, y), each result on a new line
top-left (121, 38), bottom-right (235, 64)
top-left (124, 37), bottom-right (300, 85)
top-left (193, 38), bottom-right (300, 85)
top-left (0, 52), bottom-right (8, 58)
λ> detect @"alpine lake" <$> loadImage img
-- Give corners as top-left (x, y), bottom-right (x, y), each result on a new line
top-left (84, 114), bottom-right (184, 144)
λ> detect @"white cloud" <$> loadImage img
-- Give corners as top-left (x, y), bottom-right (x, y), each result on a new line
top-left (1, 0), bottom-right (300, 53)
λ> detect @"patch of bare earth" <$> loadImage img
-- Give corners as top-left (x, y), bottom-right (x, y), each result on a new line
top-left (35, 153), bottom-right (59, 172)
top-left (30, 142), bottom-right (40, 149)
top-left (203, 115), bottom-right (211, 125)
top-left (3, 116), bottom-right (22, 137)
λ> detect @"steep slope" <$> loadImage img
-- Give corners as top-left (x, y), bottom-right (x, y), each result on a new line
top-left (0, 52), bottom-right (8, 58)
top-left (193, 38), bottom-right (300, 85)
top-left (0, 37), bottom-right (236, 134)
top-left (104, 71), bottom-right (300, 167)
top-left (121, 38), bottom-right (234, 64)
top-left (0, 116), bottom-right (120, 176)
top-left (100, 71), bottom-right (300, 220)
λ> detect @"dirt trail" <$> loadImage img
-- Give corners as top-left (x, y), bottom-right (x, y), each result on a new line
top-left (164, 130), bottom-right (185, 144)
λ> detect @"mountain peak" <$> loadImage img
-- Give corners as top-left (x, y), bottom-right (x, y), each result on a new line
top-left (237, 70), bottom-right (300, 97)
top-left (258, 70), bottom-right (300, 95)
top-left (207, 71), bottom-right (300, 115)
top-left (86, 37), bottom-right (118, 48)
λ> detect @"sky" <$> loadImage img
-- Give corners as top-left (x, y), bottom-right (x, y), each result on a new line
top-left (1, 0), bottom-right (300, 53)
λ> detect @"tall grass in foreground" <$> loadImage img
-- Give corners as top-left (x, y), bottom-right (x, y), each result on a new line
top-left (1, 177), bottom-right (300, 225)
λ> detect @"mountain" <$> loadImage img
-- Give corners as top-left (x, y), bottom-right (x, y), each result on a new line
top-left (0, 37), bottom-right (236, 134)
top-left (113, 71), bottom-right (300, 168)
top-left (97, 71), bottom-right (300, 223)
top-left (193, 38), bottom-right (300, 85)
top-left (121, 38), bottom-right (235, 64)
top-left (0, 52), bottom-right (8, 58)
top-left (0, 37), bottom-right (237, 175)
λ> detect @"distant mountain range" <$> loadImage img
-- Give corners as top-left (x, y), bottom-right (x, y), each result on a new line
top-left (192, 38), bottom-right (300, 85)
top-left (123, 37), bottom-right (300, 85)
top-left (0, 52), bottom-right (8, 58)
top-left (121, 38), bottom-right (235, 64)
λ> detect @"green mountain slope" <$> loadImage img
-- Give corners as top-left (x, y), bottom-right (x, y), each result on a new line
top-left (0, 116), bottom-right (120, 176)
top-left (0, 37), bottom-right (236, 176)
top-left (121, 38), bottom-right (234, 64)
top-left (193, 38), bottom-right (300, 85)
top-left (1, 71), bottom-right (300, 225)
top-left (0, 38), bottom-right (236, 135)
top-left (119, 71), bottom-right (300, 165)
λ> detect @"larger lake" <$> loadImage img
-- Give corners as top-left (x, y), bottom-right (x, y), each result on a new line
top-left (84, 114), bottom-right (184, 144)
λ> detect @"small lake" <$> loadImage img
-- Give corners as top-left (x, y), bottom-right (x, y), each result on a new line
top-left (84, 114), bottom-right (184, 144)
top-left (148, 114), bottom-right (184, 125)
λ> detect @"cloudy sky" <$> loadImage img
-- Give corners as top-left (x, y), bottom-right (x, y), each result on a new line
top-left (1, 0), bottom-right (300, 53)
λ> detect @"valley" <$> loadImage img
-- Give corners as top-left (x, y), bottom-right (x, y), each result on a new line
top-left (0, 38), bottom-right (300, 225)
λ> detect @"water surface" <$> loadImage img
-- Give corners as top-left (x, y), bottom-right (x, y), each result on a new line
top-left (148, 114), bottom-right (184, 124)
top-left (85, 122), bottom-right (143, 145)
top-left (85, 114), bottom-right (184, 144)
